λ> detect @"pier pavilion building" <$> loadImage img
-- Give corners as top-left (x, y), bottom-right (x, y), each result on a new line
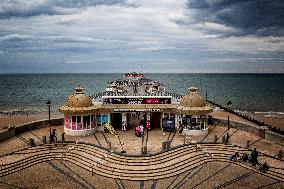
top-left (59, 73), bottom-right (213, 136)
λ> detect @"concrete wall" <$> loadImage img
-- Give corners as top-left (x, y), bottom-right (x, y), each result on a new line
top-left (0, 118), bottom-right (63, 142)
top-left (265, 131), bottom-right (284, 145)
top-left (0, 129), bottom-right (10, 142)
top-left (212, 118), bottom-right (283, 145)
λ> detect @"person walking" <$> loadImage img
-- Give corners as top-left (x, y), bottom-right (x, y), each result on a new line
top-left (251, 148), bottom-right (259, 166)
top-left (50, 129), bottom-right (57, 143)
top-left (225, 132), bottom-right (230, 144)
top-left (61, 132), bottom-right (65, 145)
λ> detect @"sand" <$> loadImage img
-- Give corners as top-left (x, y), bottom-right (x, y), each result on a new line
top-left (248, 112), bottom-right (284, 130)
top-left (0, 113), bottom-right (62, 130)
top-left (209, 110), bottom-right (284, 131)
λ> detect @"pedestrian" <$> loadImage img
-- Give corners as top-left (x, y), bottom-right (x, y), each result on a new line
top-left (251, 148), bottom-right (259, 166)
top-left (179, 126), bottom-right (182, 135)
top-left (225, 132), bottom-right (229, 144)
top-left (51, 129), bottom-right (57, 143)
top-left (229, 153), bottom-right (236, 161)
top-left (140, 124), bottom-right (144, 135)
top-left (61, 132), bottom-right (65, 144)
top-left (135, 126), bottom-right (141, 137)
top-left (260, 162), bottom-right (269, 173)
top-left (241, 152), bottom-right (249, 162)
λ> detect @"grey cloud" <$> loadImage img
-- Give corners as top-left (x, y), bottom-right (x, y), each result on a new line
top-left (0, 34), bottom-right (126, 44)
top-left (0, 0), bottom-right (126, 19)
top-left (185, 0), bottom-right (284, 37)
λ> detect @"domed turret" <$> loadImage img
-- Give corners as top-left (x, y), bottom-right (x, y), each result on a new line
top-left (59, 85), bottom-right (97, 115)
top-left (59, 85), bottom-right (98, 136)
top-left (180, 87), bottom-right (206, 107)
top-left (65, 86), bottom-right (93, 108)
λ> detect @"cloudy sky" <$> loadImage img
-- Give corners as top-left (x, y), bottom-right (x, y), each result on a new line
top-left (0, 0), bottom-right (283, 73)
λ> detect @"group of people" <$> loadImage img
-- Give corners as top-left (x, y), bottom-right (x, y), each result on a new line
top-left (229, 152), bottom-right (249, 162)
top-left (49, 129), bottom-right (65, 144)
top-left (229, 148), bottom-right (269, 173)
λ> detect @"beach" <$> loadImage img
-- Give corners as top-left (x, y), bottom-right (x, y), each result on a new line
top-left (210, 110), bottom-right (284, 131)
top-left (0, 113), bottom-right (62, 130)
top-left (248, 112), bottom-right (284, 131)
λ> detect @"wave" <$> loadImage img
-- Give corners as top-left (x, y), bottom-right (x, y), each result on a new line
top-left (0, 108), bottom-right (43, 115)
top-left (233, 110), bottom-right (249, 114)
top-left (254, 111), bottom-right (284, 115)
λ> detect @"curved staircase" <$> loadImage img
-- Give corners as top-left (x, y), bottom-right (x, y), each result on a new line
top-left (1, 143), bottom-right (283, 182)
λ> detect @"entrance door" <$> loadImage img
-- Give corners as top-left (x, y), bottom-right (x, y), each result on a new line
top-left (110, 113), bottom-right (122, 129)
top-left (150, 112), bottom-right (161, 129)
top-left (127, 112), bottom-right (144, 129)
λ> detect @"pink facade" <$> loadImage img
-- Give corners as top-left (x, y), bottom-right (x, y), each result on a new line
top-left (64, 115), bottom-right (96, 131)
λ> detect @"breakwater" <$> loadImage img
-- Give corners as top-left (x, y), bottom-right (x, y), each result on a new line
top-left (207, 100), bottom-right (283, 135)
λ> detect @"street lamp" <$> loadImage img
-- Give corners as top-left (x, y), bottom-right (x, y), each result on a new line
top-left (46, 100), bottom-right (51, 125)
top-left (227, 101), bottom-right (232, 129)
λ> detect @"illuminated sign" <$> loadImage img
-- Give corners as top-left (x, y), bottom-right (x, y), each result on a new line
top-left (103, 97), bottom-right (171, 104)
top-left (114, 109), bottom-right (160, 112)
top-left (125, 73), bottom-right (144, 77)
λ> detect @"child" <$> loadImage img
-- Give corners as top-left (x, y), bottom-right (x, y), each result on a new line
top-left (135, 126), bottom-right (141, 137)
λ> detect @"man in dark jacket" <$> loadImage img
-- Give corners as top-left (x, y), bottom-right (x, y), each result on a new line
top-left (251, 148), bottom-right (259, 166)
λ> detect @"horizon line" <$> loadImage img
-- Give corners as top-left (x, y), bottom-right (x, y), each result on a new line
top-left (0, 72), bottom-right (284, 75)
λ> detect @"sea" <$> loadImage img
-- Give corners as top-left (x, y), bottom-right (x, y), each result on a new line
top-left (0, 73), bottom-right (284, 116)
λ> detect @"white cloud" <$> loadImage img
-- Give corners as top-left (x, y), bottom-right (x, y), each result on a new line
top-left (202, 22), bottom-right (236, 32)
top-left (0, 34), bottom-right (34, 41)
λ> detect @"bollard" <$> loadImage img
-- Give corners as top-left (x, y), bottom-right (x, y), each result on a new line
top-left (277, 150), bottom-right (283, 159)
top-left (8, 126), bottom-right (15, 138)
top-left (214, 134), bottom-right (218, 143)
top-left (107, 141), bottom-right (111, 150)
top-left (162, 141), bottom-right (171, 151)
top-left (246, 139), bottom-right (250, 149)
top-left (42, 136), bottom-right (46, 144)
top-left (143, 146), bottom-right (147, 154)
top-left (222, 135), bottom-right (226, 144)
top-left (162, 141), bottom-right (167, 151)
top-left (165, 140), bottom-right (171, 150)
top-left (29, 138), bottom-right (35, 147)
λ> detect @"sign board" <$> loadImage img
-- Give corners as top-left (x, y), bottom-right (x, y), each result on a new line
top-left (162, 118), bottom-right (175, 130)
top-left (103, 97), bottom-right (171, 105)
top-left (114, 109), bottom-right (160, 112)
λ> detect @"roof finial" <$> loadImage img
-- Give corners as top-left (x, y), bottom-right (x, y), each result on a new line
top-left (75, 85), bottom-right (84, 94)
top-left (188, 86), bottom-right (199, 94)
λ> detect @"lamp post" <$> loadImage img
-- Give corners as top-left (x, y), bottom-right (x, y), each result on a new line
top-left (227, 101), bottom-right (232, 129)
top-left (46, 100), bottom-right (51, 125)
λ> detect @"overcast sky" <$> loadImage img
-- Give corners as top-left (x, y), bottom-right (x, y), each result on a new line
top-left (0, 0), bottom-right (283, 73)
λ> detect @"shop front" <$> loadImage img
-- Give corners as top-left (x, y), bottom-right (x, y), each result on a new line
top-left (60, 85), bottom-right (213, 136)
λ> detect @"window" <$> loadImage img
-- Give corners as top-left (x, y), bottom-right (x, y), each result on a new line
top-left (83, 115), bottom-right (90, 129)
top-left (77, 116), bottom-right (81, 123)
